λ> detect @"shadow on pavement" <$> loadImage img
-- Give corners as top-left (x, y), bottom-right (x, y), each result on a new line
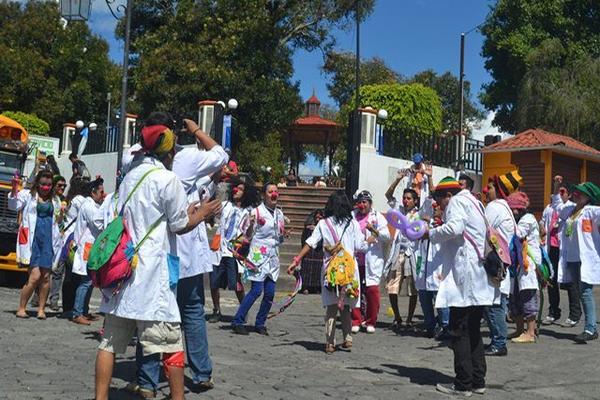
top-left (538, 328), bottom-right (577, 341)
top-left (272, 340), bottom-right (324, 352)
top-left (380, 364), bottom-right (454, 386)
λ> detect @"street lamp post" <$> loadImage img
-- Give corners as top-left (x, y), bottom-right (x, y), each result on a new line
top-left (60, 0), bottom-right (133, 185)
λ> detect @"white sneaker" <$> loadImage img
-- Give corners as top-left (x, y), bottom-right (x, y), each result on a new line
top-left (541, 316), bottom-right (556, 325)
top-left (366, 325), bottom-right (375, 334)
top-left (351, 325), bottom-right (360, 334)
top-left (561, 318), bottom-right (579, 328)
top-left (436, 383), bottom-right (472, 397)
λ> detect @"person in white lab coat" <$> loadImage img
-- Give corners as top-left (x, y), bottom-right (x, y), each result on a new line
top-left (208, 176), bottom-right (258, 323)
top-left (10, 170), bottom-right (63, 319)
top-left (506, 192), bottom-right (540, 344)
top-left (383, 188), bottom-right (421, 331)
top-left (350, 190), bottom-right (390, 334)
top-left (69, 177), bottom-right (105, 326)
top-left (540, 182), bottom-right (582, 327)
top-left (415, 204), bottom-right (450, 339)
top-left (481, 176), bottom-right (518, 357)
top-left (551, 176), bottom-right (600, 344)
top-left (421, 177), bottom-right (497, 397)
top-left (231, 183), bottom-right (286, 336)
top-left (128, 115), bottom-right (227, 397)
top-left (288, 191), bottom-right (371, 354)
top-left (95, 115), bottom-right (221, 400)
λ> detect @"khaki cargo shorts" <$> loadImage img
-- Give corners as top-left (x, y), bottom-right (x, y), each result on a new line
top-left (385, 254), bottom-right (416, 296)
top-left (99, 314), bottom-right (183, 356)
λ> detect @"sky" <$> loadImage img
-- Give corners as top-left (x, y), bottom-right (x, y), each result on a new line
top-left (86, 0), bottom-right (500, 174)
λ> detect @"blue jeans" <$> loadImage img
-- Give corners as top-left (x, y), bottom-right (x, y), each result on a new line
top-left (72, 275), bottom-right (93, 318)
top-left (484, 293), bottom-right (508, 350)
top-left (581, 282), bottom-right (597, 334)
top-left (137, 274), bottom-right (213, 391)
top-left (232, 278), bottom-right (276, 328)
top-left (418, 290), bottom-right (449, 331)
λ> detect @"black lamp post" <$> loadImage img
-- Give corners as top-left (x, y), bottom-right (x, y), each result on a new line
top-left (60, 0), bottom-right (132, 186)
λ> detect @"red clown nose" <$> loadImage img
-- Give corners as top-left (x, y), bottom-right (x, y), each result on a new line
top-left (270, 192), bottom-right (279, 201)
top-left (232, 187), bottom-right (239, 195)
top-left (357, 203), bottom-right (366, 210)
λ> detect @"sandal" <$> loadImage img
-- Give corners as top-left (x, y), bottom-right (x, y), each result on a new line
top-left (341, 340), bottom-right (353, 350)
top-left (15, 312), bottom-right (29, 319)
top-left (37, 313), bottom-right (47, 320)
top-left (325, 344), bottom-right (335, 354)
top-left (124, 382), bottom-right (156, 399)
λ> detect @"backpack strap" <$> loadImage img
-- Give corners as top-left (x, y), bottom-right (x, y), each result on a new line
top-left (324, 218), bottom-right (350, 246)
top-left (133, 215), bottom-right (164, 253)
top-left (119, 167), bottom-right (161, 216)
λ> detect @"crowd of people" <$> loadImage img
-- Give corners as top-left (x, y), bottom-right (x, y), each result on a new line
top-left (7, 115), bottom-right (599, 398)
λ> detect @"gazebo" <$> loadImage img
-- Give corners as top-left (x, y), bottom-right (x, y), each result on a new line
top-left (286, 92), bottom-right (342, 178)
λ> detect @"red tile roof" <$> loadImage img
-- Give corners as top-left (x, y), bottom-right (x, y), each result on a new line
top-left (306, 94), bottom-right (321, 105)
top-left (293, 115), bottom-right (339, 127)
top-left (482, 128), bottom-right (600, 157)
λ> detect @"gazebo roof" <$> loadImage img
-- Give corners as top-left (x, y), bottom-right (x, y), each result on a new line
top-left (287, 92), bottom-right (341, 145)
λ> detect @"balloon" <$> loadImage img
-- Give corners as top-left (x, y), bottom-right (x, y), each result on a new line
top-left (405, 220), bottom-right (427, 241)
top-left (385, 209), bottom-right (427, 241)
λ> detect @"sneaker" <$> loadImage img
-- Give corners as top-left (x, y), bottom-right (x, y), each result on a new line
top-left (436, 383), bottom-right (472, 397)
top-left (435, 328), bottom-right (452, 341)
top-left (561, 318), bottom-right (579, 328)
top-left (473, 387), bottom-right (486, 395)
top-left (484, 347), bottom-right (508, 356)
top-left (192, 377), bottom-right (215, 392)
top-left (541, 315), bottom-right (556, 325)
top-left (232, 325), bottom-right (249, 335)
top-left (574, 330), bottom-right (599, 344)
top-left (351, 325), bottom-right (360, 334)
top-left (208, 310), bottom-right (222, 324)
top-left (256, 326), bottom-right (269, 336)
top-left (366, 326), bottom-right (375, 334)
top-left (124, 383), bottom-right (156, 399)
top-left (49, 301), bottom-right (60, 312)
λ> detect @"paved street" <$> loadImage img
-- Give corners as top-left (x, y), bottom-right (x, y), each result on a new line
top-left (1, 280), bottom-right (599, 400)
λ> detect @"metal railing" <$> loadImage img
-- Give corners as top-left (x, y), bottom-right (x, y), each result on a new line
top-left (84, 126), bottom-right (121, 154)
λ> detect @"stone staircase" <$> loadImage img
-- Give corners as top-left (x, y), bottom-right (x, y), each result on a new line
top-left (277, 187), bottom-right (339, 266)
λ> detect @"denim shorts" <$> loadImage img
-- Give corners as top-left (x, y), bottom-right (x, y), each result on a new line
top-left (210, 256), bottom-right (239, 290)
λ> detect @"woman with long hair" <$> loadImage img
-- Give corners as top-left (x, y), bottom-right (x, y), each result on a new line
top-left (209, 176), bottom-right (258, 323)
top-left (9, 170), bottom-right (63, 319)
top-left (231, 183), bottom-right (286, 335)
top-left (288, 191), bottom-right (372, 353)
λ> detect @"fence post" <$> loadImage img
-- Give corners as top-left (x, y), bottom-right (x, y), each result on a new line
top-left (61, 123), bottom-right (75, 156)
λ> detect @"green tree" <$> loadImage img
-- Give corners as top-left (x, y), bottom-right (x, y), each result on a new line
top-left (120, 0), bottom-right (375, 148)
top-left (323, 51), bottom-right (402, 107)
top-left (411, 70), bottom-right (483, 134)
top-left (1, 111), bottom-right (50, 136)
top-left (0, 1), bottom-right (120, 135)
top-left (480, 0), bottom-right (600, 134)
top-left (236, 131), bottom-right (285, 182)
top-left (516, 39), bottom-right (600, 146)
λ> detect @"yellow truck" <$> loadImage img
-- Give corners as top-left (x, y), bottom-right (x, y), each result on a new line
top-left (0, 115), bottom-right (29, 285)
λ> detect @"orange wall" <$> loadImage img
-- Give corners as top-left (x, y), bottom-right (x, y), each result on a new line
top-left (482, 152), bottom-right (516, 190)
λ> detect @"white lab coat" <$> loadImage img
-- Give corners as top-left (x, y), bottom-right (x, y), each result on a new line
top-left (352, 209), bottom-right (390, 286)
top-left (172, 145), bottom-right (227, 279)
top-left (305, 217), bottom-right (367, 307)
top-left (99, 157), bottom-right (189, 322)
top-left (214, 201), bottom-right (252, 271)
top-left (514, 213), bottom-right (541, 291)
top-left (430, 190), bottom-right (498, 308)
top-left (8, 189), bottom-right (62, 266)
top-left (415, 222), bottom-right (443, 291)
top-left (485, 199), bottom-right (516, 296)
top-left (384, 207), bottom-right (422, 276)
top-left (72, 197), bottom-right (103, 276)
top-left (64, 195), bottom-right (86, 237)
top-left (248, 203), bottom-right (285, 283)
top-left (552, 194), bottom-right (600, 285)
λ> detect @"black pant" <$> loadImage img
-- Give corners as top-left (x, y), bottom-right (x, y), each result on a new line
top-left (61, 266), bottom-right (77, 314)
top-left (564, 262), bottom-right (582, 322)
top-left (547, 246), bottom-right (561, 319)
top-left (449, 306), bottom-right (486, 391)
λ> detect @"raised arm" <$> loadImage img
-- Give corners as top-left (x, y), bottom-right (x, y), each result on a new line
top-left (385, 170), bottom-right (406, 202)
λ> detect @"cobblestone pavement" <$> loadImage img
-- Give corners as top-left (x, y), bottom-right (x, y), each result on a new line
top-left (1, 281), bottom-right (599, 400)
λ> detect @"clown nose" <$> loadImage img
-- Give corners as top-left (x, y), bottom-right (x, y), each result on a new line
top-left (271, 193), bottom-right (279, 200)
top-left (357, 203), bottom-right (366, 210)
top-left (232, 188), bottom-right (239, 194)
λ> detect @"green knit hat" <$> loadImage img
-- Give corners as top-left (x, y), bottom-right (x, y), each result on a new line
top-left (571, 182), bottom-right (600, 205)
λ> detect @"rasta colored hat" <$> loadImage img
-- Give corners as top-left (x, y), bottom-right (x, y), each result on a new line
top-left (140, 124), bottom-right (176, 155)
top-left (506, 191), bottom-right (529, 210)
top-left (571, 182), bottom-right (600, 206)
top-left (433, 176), bottom-right (462, 196)
top-left (489, 170), bottom-right (522, 199)
top-left (354, 189), bottom-right (373, 203)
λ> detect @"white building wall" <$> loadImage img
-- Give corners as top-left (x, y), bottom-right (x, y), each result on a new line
top-left (358, 151), bottom-right (477, 212)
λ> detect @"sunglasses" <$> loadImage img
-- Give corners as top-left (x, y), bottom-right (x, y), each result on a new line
top-left (56, 184), bottom-right (66, 188)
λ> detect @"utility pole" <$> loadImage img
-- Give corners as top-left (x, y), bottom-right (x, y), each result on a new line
top-left (106, 92), bottom-right (111, 130)
top-left (458, 32), bottom-right (465, 161)
top-left (116, 0), bottom-right (133, 185)
top-left (346, 0), bottom-right (361, 199)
